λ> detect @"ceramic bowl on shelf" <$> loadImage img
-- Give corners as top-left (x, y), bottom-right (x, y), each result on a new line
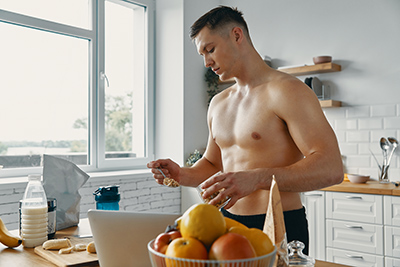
top-left (347, 174), bottom-right (370, 184)
top-left (313, 56), bottom-right (332, 64)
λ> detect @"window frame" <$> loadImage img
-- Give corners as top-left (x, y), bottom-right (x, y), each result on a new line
top-left (0, 0), bottom-right (155, 178)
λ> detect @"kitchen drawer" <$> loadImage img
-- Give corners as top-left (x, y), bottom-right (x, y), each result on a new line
top-left (385, 226), bottom-right (400, 258)
top-left (326, 219), bottom-right (383, 255)
top-left (384, 195), bottom-right (400, 226)
top-left (385, 257), bottom-right (400, 267)
top-left (327, 247), bottom-right (384, 267)
top-left (326, 191), bottom-right (383, 224)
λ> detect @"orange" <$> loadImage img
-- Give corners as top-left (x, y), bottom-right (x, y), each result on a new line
top-left (165, 237), bottom-right (207, 267)
top-left (224, 217), bottom-right (248, 231)
top-left (180, 203), bottom-right (226, 248)
top-left (228, 226), bottom-right (274, 256)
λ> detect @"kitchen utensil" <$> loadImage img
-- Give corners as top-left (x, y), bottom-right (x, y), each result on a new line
top-left (380, 137), bottom-right (390, 164)
top-left (304, 77), bottom-right (312, 88)
top-left (369, 148), bottom-right (381, 171)
top-left (313, 56), bottom-right (332, 64)
top-left (347, 174), bottom-right (370, 184)
top-left (157, 167), bottom-right (168, 179)
top-left (387, 137), bottom-right (398, 166)
top-left (380, 137), bottom-right (390, 180)
top-left (311, 77), bottom-right (323, 99)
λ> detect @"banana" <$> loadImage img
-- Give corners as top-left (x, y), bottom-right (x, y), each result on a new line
top-left (0, 218), bottom-right (22, 248)
top-left (43, 238), bottom-right (72, 250)
top-left (86, 241), bottom-right (96, 253)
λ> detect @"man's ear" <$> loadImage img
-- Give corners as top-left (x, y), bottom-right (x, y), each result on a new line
top-left (231, 27), bottom-right (244, 44)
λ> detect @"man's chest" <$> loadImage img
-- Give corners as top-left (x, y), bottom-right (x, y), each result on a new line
top-left (210, 101), bottom-right (285, 149)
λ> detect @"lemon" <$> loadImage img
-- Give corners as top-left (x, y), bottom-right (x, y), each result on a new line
top-left (180, 203), bottom-right (226, 248)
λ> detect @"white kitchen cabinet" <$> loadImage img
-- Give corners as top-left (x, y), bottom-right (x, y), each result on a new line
top-left (303, 189), bottom-right (399, 266)
top-left (302, 191), bottom-right (326, 261)
top-left (384, 196), bottom-right (400, 261)
top-left (327, 247), bottom-right (384, 267)
top-left (385, 257), bottom-right (400, 267)
top-left (326, 191), bottom-right (384, 266)
top-left (385, 226), bottom-right (400, 258)
top-left (326, 191), bottom-right (383, 224)
top-left (326, 219), bottom-right (383, 254)
top-left (384, 195), bottom-right (400, 225)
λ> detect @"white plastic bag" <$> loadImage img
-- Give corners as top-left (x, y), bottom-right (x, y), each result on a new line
top-left (42, 154), bottom-right (89, 230)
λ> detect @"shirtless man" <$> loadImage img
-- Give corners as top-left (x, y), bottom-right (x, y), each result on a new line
top-left (147, 6), bottom-right (343, 254)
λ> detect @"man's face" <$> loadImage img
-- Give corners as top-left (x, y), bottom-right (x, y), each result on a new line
top-left (195, 26), bottom-right (235, 81)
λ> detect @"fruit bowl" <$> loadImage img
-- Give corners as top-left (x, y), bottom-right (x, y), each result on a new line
top-left (148, 239), bottom-right (277, 267)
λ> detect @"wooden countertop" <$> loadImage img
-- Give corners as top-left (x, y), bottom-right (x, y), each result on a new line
top-left (321, 180), bottom-right (400, 195)
top-left (0, 219), bottom-right (350, 267)
top-left (0, 219), bottom-right (97, 267)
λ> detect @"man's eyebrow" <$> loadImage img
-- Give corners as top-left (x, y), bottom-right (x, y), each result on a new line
top-left (199, 42), bottom-right (213, 55)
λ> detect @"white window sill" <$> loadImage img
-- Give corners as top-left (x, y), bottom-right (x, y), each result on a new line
top-left (0, 169), bottom-right (151, 189)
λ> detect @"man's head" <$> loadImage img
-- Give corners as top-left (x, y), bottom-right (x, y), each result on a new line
top-left (190, 6), bottom-right (251, 43)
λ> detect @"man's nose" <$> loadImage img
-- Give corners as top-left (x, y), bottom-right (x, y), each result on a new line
top-left (204, 55), bottom-right (213, 68)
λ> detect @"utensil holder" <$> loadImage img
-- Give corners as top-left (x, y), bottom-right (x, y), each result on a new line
top-left (379, 165), bottom-right (390, 184)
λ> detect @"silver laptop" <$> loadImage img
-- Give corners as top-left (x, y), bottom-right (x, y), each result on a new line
top-left (88, 209), bottom-right (180, 267)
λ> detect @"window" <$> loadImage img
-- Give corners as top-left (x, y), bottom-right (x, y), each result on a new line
top-left (0, 0), bottom-right (154, 177)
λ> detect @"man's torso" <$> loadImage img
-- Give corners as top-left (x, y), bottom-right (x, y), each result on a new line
top-left (209, 74), bottom-right (304, 214)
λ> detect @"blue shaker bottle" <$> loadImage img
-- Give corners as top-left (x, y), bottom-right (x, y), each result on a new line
top-left (93, 185), bottom-right (120, 210)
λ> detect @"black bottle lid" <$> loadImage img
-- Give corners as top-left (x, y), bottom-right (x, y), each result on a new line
top-left (93, 185), bottom-right (120, 202)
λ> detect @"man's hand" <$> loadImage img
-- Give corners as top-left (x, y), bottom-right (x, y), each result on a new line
top-left (199, 171), bottom-right (262, 210)
top-left (147, 159), bottom-right (181, 185)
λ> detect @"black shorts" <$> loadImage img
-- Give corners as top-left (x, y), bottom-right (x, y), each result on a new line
top-left (221, 206), bottom-right (309, 255)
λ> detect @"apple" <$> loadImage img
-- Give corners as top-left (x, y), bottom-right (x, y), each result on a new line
top-left (165, 237), bottom-right (208, 267)
top-left (209, 232), bottom-right (257, 260)
top-left (154, 230), bottom-right (182, 254)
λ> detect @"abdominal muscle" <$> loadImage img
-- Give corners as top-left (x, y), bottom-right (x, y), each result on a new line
top-left (219, 139), bottom-right (304, 215)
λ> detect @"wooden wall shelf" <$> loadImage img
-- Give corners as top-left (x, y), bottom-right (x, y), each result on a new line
top-left (319, 99), bottom-right (341, 108)
top-left (278, 62), bottom-right (341, 76)
top-left (219, 62), bottom-right (341, 83)
top-left (216, 62), bottom-right (342, 108)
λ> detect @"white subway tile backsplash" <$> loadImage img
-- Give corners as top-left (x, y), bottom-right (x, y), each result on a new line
top-left (384, 117), bottom-right (400, 129)
top-left (371, 104), bottom-right (396, 117)
top-left (338, 143), bottom-right (358, 155)
top-left (335, 119), bottom-right (357, 130)
top-left (323, 108), bottom-right (346, 119)
top-left (358, 118), bottom-right (382, 130)
top-left (334, 130), bottom-right (346, 143)
top-left (346, 106), bottom-right (370, 118)
top-left (346, 155), bottom-right (371, 167)
top-left (346, 130), bottom-right (370, 142)
top-left (329, 103), bottom-right (400, 180)
top-left (371, 130), bottom-right (397, 141)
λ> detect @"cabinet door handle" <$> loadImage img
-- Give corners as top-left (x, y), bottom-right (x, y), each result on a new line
top-left (345, 196), bottom-right (363, 200)
top-left (345, 254), bottom-right (363, 259)
top-left (345, 224), bottom-right (363, 229)
top-left (305, 193), bottom-right (323, 197)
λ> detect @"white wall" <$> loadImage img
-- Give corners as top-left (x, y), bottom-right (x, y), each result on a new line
top-left (223, 0), bottom-right (400, 106)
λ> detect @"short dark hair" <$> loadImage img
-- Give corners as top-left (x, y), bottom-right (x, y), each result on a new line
top-left (190, 6), bottom-right (250, 40)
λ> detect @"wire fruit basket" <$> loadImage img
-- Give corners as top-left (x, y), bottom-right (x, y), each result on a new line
top-left (148, 239), bottom-right (277, 267)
